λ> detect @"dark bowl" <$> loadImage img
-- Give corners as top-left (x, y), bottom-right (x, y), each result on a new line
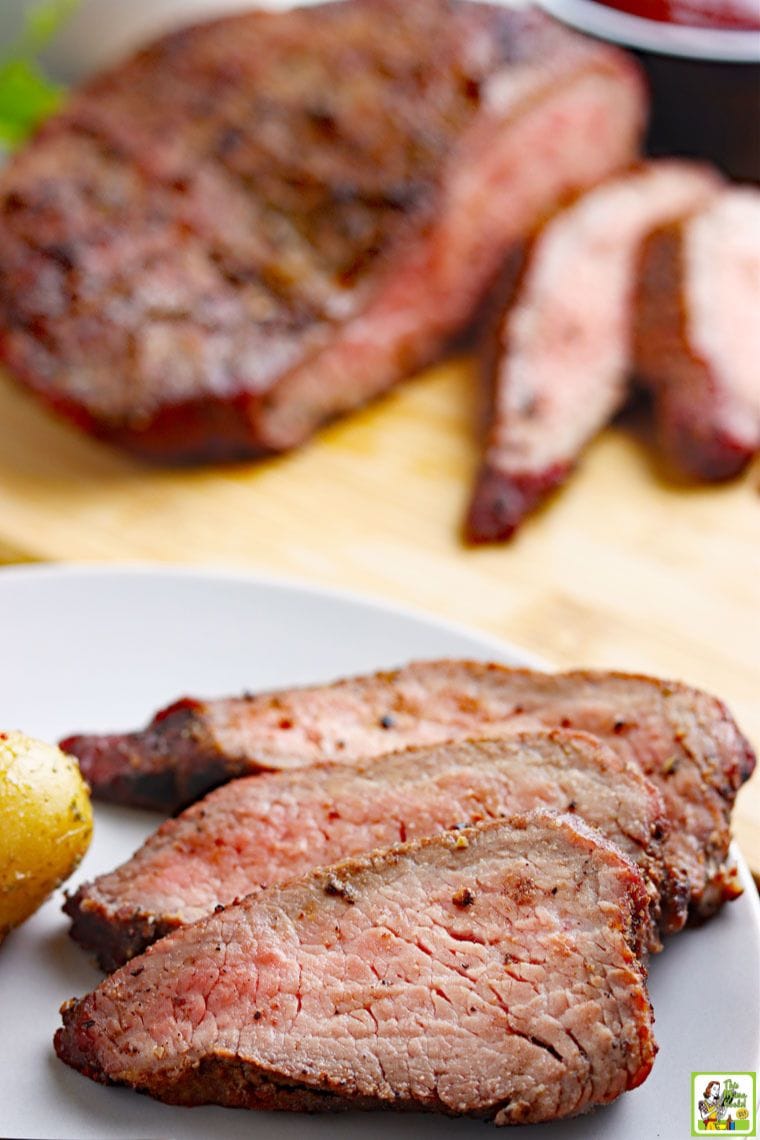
top-left (541, 0), bottom-right (760, 180)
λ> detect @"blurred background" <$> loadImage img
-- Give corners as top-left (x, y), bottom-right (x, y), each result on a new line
top-left (2, 0), bottom-right (268, 77)
top-left (2, 0), bottom-right (758, 171)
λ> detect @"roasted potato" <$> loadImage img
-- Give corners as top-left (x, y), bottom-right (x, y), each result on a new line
top-left (0, 731), bottom-right (92, 942)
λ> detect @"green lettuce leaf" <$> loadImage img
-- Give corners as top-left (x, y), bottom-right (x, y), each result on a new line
top-left (0, 0), bottom-right (78, 147)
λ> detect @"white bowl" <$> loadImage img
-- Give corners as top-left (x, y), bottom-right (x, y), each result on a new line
top-left (541, 0), bottom-right (760, 60)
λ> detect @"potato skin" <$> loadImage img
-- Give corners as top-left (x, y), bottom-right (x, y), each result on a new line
top-left (0, 731), bottom-right (93, 941)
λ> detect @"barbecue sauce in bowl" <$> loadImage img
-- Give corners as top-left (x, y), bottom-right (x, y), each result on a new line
top-left (598, 0), bottom-right (760, 31)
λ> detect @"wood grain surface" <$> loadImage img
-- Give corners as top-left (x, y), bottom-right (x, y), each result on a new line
top-left (0, 358), bottom-right (757, 876)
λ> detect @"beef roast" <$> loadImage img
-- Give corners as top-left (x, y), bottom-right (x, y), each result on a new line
top-left (0, 1), bottom-right (645, 461)
top-left (465, 161), bottom-right (720, 542)
top-left (65, 729), bottom-right (669, 969)
top-left (55, 813), bottom-right (656, 1121)
top-left (634, 186), bottom-right (760, 480)
top-left (62, 659), bottom-right (755, 932)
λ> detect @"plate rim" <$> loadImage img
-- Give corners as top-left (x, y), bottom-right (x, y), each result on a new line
top-left (0, 560), bottom-right (548, 668)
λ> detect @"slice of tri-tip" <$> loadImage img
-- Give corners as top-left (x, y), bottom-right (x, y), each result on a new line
top-left (56, 813), bottom-right (657, 1123)
top-left (64, 729), bottom-right (669, 969)
top-left (60, 659), bottom-right (756, 934)
top-left (465, 160), bottom-right (721, 543)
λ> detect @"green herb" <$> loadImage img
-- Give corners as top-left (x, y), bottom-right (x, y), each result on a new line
top-left (0, 0), bottom-right (78, 147)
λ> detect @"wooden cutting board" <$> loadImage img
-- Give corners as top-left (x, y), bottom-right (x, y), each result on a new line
top-left (0, 358), bottom-right (758, 878)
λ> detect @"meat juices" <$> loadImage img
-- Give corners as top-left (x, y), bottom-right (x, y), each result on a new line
top-left (634, 186), bottom-right (760, 480)
top-left (55, 814), bottom-right (656, 1122)
top-left (0, 1), bottom-right (645, 460)
top-left (64, 730), bottom-right (669, 969)
top-left (465, 161), bottom-right (720, 543)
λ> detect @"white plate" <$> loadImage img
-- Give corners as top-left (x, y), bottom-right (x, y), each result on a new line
top-left (0, 564), bottom-right (757, 1140)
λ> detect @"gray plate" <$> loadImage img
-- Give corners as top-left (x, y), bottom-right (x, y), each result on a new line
top-left (0, 564), bottom-right (757, 1139)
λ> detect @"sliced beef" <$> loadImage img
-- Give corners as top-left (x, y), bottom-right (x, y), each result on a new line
top-left (0, 1), bottom-right (645, 461)
top-left (61, 659), bottom-right (755, 932)
top-left (55, 813), bottom-right (656, 1121)
top-left (465, 161), bottom-right (720, 543)
top-left (65, 729), bottom-right (669, 970)
top-left (634, 186), bottom-right (760, 480)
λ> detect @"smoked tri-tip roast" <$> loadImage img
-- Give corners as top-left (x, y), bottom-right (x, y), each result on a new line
top-left (0, 0), bottom-right (755, 538)
top-left (63, 660), bottom-right (756, 931)
top-left (56, 814), bottom-right (657, 1122)
top-left (0, 0), bottom-right (645, 461)
top-left (65, 730), bottom-right (670, 969)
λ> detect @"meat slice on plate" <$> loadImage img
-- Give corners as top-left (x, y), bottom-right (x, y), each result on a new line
top-left (465, 160), bottom-right (720, 543)
top-left (634, 186), bottom-right (760, 480)
top-left (61, 659), bottom-right (755, 933)
top-left (55, 813), bottom-right (656, 1121)
top-left (0, 0), bottom-right (646, 461)
top-left (65, 729), bottom-right (669, 970)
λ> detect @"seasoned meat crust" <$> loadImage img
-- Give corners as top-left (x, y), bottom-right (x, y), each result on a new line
top-left (634, 186), bottom-right (760, 480)
top-left (0, 0), bottom-right (645, 461)
top-left (465, 161), bottom-right (720, 543)
top-left (61, 660), bottom-right (755, 933)
top-left (65, 729), bottom-right (669, 969)
top-left (55, 814), bottom-right (656, 1122)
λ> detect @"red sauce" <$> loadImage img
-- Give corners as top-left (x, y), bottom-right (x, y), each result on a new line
top-left (594, 0), bottom-right (760, 29)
